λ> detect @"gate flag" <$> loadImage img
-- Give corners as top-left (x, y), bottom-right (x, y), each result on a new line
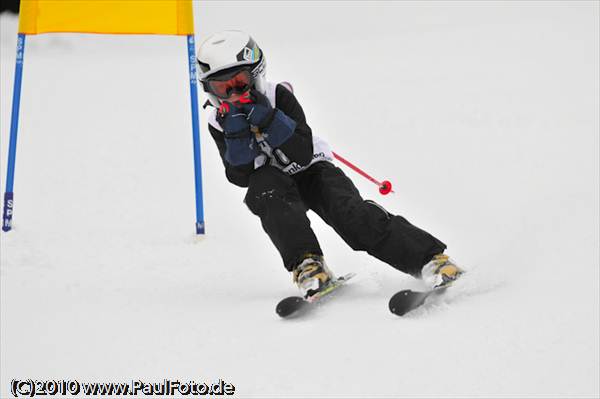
top-left (18, 0), bottom-right (194, 35)
top-left (3, 0), bottom-right (206, 234)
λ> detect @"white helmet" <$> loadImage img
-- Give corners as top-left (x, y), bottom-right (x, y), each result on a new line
top-left (197, 30), bottom-right (266, 107)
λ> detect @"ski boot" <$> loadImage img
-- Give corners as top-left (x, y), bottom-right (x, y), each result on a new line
top-left (292, 254), bottom-right (335, 299)
top-left (421, 254), bottom-right (464, 289)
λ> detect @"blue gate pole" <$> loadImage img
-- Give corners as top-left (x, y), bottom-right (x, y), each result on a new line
top-left (2, 34), bottom-right (26, 232)
top-left (186, 35), bottom-right (205, 235)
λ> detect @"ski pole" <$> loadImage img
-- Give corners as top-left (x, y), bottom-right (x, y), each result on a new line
top-left (332, 151), bottom-right (394, 195)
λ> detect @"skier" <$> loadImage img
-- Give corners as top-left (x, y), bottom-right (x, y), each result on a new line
top-left (196, 30), bottom-right (463, 299)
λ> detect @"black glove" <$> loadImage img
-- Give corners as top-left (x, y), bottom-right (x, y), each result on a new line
top-left (238, 90), bottom-right (297, 148)
top-left (216, 101), bottom-right (258, 166)
top-left (237, 90), bottom-right (276, 131)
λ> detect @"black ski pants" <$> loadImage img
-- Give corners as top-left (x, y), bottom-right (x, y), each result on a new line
top-left (244, 162), bottom-right (446, 276)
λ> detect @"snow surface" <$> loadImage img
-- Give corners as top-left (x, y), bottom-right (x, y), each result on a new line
top-left (1, 2), bottom-right (599, 398)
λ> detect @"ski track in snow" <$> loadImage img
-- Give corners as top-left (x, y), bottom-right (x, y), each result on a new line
top-left (1, 3), bottom-right (599, 398)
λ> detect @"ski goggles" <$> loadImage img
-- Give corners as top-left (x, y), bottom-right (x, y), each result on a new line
top-left (204, 68), bottom-right (254, 100)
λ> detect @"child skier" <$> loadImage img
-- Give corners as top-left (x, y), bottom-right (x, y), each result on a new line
top-left (197, 30), bottom-right (463, 299)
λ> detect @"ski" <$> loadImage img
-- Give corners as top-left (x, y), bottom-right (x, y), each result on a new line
top-left (389, 265), bottom-right (468, 316)
top-left (388, 286), bottom-right (449, 316)
top-left (276, 273), bottom-right (356, 318)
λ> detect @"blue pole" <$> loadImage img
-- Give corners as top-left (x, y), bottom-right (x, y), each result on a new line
top-left (186, 35), bottom-right (205, 235)
top-left (2, 34), bottom-right (26, 232)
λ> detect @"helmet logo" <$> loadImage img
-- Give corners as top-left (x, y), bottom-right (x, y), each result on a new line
top-left (243, 46), bottom-right (259, 62)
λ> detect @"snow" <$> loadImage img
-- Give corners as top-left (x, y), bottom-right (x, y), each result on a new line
top-left (1, 2), bottom-right (599, 397)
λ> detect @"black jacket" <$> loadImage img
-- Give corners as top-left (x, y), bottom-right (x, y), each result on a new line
top-left (208, 84), bottom-right (314, 187)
